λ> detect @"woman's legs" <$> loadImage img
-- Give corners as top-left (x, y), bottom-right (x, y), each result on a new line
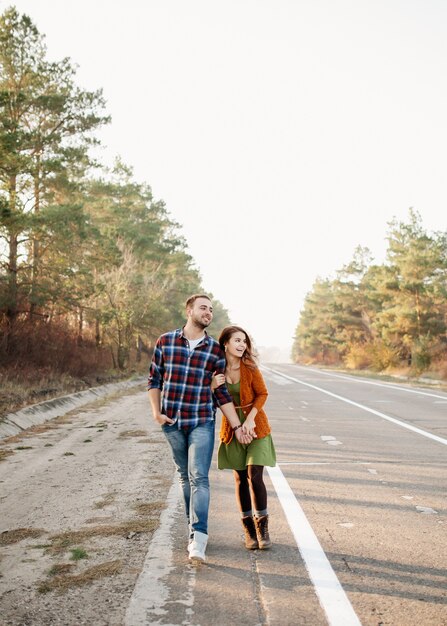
top-left (247, 465), bottom-right (272, 549)
top-left (234, 465), bottom-right (271, 549)
top-left (233, 469), bottom-right (252, 516)
top-left (247, 464), bottom-right (267, 515)
top-left (233, 468), bottom-right (258, 549)
top-left (233, 465), bottom-right (267, 515)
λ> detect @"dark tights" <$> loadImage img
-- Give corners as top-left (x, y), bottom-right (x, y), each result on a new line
top-left (233, 465), bottom-right (267, 514)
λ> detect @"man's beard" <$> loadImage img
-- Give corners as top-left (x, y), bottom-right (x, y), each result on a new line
top-left (193, 315), bottom-right (211, 330)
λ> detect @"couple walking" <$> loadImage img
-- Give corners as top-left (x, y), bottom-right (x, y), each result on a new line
top-left (148, 294), bottom-right (276, 562)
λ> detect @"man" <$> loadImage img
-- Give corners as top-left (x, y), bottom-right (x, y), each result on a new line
top-left (148, 294), bottom-right (252, 563)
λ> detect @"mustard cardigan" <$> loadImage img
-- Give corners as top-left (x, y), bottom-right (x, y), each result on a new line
top-left (219, 360), bottom-right (271, 444)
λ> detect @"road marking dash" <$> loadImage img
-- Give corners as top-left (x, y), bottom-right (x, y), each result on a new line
top-left (416, 505), bottom-right (437, 514)
top-left (337, 522), bottom-right (354, 528)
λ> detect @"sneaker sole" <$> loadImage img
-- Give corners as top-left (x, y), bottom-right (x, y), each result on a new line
top-left (189, 555), bottom-right (205, 563)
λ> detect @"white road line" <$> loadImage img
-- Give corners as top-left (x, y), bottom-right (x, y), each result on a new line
top-left (279, 462), bottom-right (371, 466)
top-left (264, 367), bottom-right (447, 447)
top-left (300, 366), bottom-right (447, 400)
top-left (268, 465), bottom-right (362, 626)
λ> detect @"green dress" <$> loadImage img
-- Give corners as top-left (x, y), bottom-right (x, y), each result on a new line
top-left (218, 381), bottom-right (276, 471)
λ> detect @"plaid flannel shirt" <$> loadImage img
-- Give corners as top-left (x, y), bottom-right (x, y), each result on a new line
top-left (148, 328), bottom-right (232, 429)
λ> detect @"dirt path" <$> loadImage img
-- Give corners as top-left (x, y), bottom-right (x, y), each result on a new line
top-left (0, 386), bottom-right (173, 626)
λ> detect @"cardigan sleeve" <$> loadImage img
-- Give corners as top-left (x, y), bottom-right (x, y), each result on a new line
top-left (251, 367), bottom-right (268, 411)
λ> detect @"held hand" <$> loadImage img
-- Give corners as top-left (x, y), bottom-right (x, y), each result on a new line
top-left (235, 427), bottom-right (253, 445)
top-left (242, 418), bottom-right (257, 438)
top-left (211, 371), bottom-right (226, 390)
top-left (153, 413), bottom-right (174, 425)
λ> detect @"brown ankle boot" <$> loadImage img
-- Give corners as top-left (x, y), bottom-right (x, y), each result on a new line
top-left (255, 515), bottom-right (271, 549)
top-left (241, 516), bottom-right (258, 549)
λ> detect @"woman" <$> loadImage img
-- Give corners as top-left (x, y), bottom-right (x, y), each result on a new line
top-left (212, 325), bottom-right (276, 550)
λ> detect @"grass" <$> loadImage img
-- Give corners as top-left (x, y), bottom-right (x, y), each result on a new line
top-left (3, 423), bottom-right (57, 445)
top-left (38, 560), bottom-right (122, 594)
top-left (118, 429), bottom-right (148, 438)
top-left (48, 520), bottom-right (158, 554)
top-left (49, 563), bottom-right (76, 576)
top-left (137, 437), bottom-right (164, 444)
top-left (86, 421), bottom-right (108, 432)
top-left (0, 368), bottom-right (97, 419)
top-left (133, 501), bottom-right (165, 517)
top-left (0, 449), bottom-right (14, 461)
top-left (70, 547), bottom-right (88, 560)
top-left (0, 528), bottom-right (45, 546)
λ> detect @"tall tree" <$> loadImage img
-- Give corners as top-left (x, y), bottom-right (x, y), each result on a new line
top-left (379, 209), bottom-right (447, 367)
top-left (0, 7), bottom-right (108, 333)
top-left (292, 278), bottom-right (339, 363)
top-left (82, 161), bottom-right (204, 367)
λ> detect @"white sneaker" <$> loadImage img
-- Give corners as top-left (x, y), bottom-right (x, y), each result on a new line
top-left (188, 531), bottom-right (208, 563)
top-left (187, 535), bottom-right (193, 553)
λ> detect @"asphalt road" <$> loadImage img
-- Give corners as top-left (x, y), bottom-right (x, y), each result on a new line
top-left (127, 365), bottom-right (447, 626)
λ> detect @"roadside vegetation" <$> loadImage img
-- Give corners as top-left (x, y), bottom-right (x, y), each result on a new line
top-left (0, 8), bottom-right (229, 416)
top-left (293, 210), bottom-right (447, 380)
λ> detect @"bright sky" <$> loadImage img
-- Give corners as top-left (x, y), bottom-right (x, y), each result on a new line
top-left (3, 0), bottom-right (447, 355)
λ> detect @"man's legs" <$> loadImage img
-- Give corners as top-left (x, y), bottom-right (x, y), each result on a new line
top-left (162, 425), bottom-right (191, 529)
top-left (187, 421), bottom-right (215, 562)
top-left (161, 420), bottom-right (215, 561)
top-left (187, 420), bottom-right (215, 535)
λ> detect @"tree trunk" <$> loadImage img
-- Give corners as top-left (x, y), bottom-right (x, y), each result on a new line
top-left (77, 308), bottom-right (83, 345)
top-left (95, 317), bottom-right (101, 347)
top-left (6, 176), bottom-right (18, 349)
top-left (110, 346), bottom-right (117, 369)
top-left (136, 335), bottom-right (142, 362)
top-left (414, 290), bottom-right (422, 337)
top-left (30, 153), bottom-right (41, 318)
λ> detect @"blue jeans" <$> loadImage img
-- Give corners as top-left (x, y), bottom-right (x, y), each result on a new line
top-left (162, 420), bottom-right (215, 535)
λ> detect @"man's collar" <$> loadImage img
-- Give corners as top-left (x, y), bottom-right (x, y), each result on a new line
top-left (178, 327), bottom-right (210, 343)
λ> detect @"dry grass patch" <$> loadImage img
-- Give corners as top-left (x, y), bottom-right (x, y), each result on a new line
top-left (52, 415), bottom-right (73, 424)
top-left (119, 429), bottom-right (148, 438)
top-left (0, 527), bottom-right (46, 546)
top-left (133, 501), bottom-right (165, 517)
top-left (137, 437), bottom-right (164, 444)
top-left (0, 449), bottom-right (14, 461)
top-left (38, 560), bottom-right (122, 594)
top-left (49, 519), bottom-right (158, 554)
top-left (84, 516), bottom-right (114, 524)
top-left (49, 563), bottom-right (76, 576)
top-left (4, 423), bottom-right (57, 444)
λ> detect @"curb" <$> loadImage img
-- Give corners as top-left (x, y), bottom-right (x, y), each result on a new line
top-left (0, 377), bottom-right (146, 440)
